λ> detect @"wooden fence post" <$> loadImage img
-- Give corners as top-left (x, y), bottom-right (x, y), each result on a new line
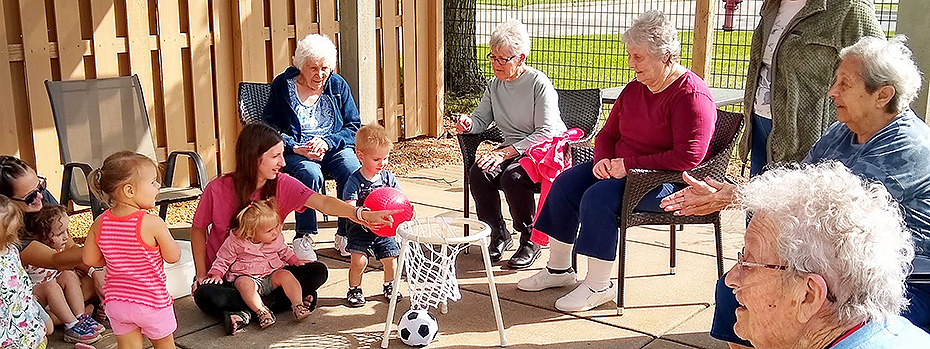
top-left (692, 0), bottom-right (715, 79)
top-left (340, 0), bottom-right (378, 125)
top-left (428, 0), bottom-right (444, 137)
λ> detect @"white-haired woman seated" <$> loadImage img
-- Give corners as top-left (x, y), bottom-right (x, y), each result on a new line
top-left (516, 10), bottom-right (717, 312)
top-left (455, 19), bottom-right (566, 269)
top-left (728, 162), bottom-right (930, 348)
top-left (263, 34), bottom-right (361, 247)
top-left (660, 35), bottom-right (930, 347)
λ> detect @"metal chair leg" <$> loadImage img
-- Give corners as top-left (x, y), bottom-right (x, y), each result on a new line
top-left (617, 226), bottom-right (628, 316)
top-left (669, 225), bottom-right (677, 274)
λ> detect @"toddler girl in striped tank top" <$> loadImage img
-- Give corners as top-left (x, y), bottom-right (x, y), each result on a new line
top-left (82, 151), bottom-right (180, 349)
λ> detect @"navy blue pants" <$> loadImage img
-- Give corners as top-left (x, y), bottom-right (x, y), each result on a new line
top-left (284, 147), bottom-right (361, 237)
top-left (749, 114), bottom-right (772, 177)
top-left (534, 161), bottom-right (679, 261)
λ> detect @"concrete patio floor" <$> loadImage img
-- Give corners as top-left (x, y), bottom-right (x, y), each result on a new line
top-left (47, 164), bottom-right (749, 349)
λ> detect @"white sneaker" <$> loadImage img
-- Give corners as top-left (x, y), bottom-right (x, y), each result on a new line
top-left (293, 236), bottom-right (317, 262)
top-left (517, 268), bottom-right (577, 292)
top-left (554, 282), bottom-right (617, 312)
top-left (334, 235), bottom-right (350, 257)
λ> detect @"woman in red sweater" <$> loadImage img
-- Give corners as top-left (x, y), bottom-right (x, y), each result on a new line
top-left (515, 10), bottom-right (717, 312)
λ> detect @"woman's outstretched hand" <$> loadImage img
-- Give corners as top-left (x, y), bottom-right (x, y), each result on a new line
top-left (361, 209), bottom-right (402, 231)
top-left (659, 171), bottom-right (735, 216)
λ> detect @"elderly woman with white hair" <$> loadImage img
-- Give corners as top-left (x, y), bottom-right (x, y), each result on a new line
top-left (515, 10), bottom-right (717, 311)
top-left (726, 162), bottom-right (930, 348)
top-left (661, 36), bottom-right (930, 347)
top-left (263, 34), bottom-right (362, 249)
top-left (455, 19), bottom-right (566, 269)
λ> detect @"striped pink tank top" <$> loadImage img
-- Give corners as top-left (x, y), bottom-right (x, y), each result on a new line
top-left (96, 209), bottom-right (172, 308)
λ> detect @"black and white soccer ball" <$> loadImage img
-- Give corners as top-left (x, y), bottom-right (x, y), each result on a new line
top-left (398, 309), bottom-right (438, 347)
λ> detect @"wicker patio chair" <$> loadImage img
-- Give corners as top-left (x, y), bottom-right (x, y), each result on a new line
top-left (45, 75), bottom-right (207, 218)
top-left (457, 88), bottom-right (602, 230)
top-left (614, 109), bottom-right (744, 315)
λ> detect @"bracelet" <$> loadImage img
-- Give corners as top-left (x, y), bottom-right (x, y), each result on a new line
top-left (356, 207), bottom-right (371, 223)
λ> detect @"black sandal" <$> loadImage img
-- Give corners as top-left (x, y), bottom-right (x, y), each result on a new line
top-left (223, 310), bottom-right (251, 335)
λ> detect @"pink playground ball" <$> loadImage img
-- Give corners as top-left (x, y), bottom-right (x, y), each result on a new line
top-left (363, 187), bottom-right (414, 237)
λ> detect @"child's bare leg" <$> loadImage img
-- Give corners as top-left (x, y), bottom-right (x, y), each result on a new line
top-left (34, 281), bottom-right (78, 324)
top-left (79, 273), bottom-right (97, 303)
top-left (271, 269), bottom-right (303, 306)
top-left (348, 252), bottom-right (368, 288)
top-left (114, 328), bottom-right (145, 349)
top-left (58, 270), bottom-right (86, 316)
top-left (150, 334), bottom-right (176, 349)
top-left (381, 256), bottom-right (398, 283)
top-left (233, 277), bottom-right (266, 313)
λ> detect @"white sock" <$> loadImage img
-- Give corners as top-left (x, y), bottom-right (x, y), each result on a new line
top-left (64, 320), bottom-right (78, 329)
top-left (583, 256), bottom-right (614, 291)
top-left (547, 239), bottom-right (574, 271)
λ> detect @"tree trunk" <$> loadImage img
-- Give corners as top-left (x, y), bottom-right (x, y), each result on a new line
top-left (444, 0), bottom-right (485, 95)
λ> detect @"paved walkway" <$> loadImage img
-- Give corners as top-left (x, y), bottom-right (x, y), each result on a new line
top-left (48, 164), bottom-right (748, 348)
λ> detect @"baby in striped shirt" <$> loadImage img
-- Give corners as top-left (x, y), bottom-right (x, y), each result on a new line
top-left (83, 151), bottom-right (180, 349)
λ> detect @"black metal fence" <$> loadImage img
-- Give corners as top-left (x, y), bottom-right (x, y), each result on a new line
top-left (448, 0), bottom-right (899, 93)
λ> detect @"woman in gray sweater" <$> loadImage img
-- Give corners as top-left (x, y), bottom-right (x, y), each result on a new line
top-left (456, 19), bottom-right (566, 269)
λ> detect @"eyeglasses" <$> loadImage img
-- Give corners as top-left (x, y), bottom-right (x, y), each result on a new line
top-left (10, 176), bottom-right (47, 205)
top-left (486, 53), bottom-right (518, 65)
top-left (735, 248), bottom-right (836, 302)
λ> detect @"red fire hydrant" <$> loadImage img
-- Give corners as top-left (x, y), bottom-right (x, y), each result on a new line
top-left (723, 0), bottom-right (743, 32)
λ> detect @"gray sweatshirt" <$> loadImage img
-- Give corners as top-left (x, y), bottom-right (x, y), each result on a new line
top-left (469, 66), bottom-right (566, 154)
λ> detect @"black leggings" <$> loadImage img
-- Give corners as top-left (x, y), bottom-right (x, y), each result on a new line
top-left (192, 262), bottom-right (328, 317)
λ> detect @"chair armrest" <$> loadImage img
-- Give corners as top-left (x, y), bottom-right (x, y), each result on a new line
top-left (565, 141), bottom-right (594, 165)
top-left (620, 168), bottom-right (685, 218)
top-left (456, 127), bottom-right (505, 174)
top-left (61, 162), bottom-right (107, 216)
top-left (164, 151), bottom-right (208, 188)
top-left (687, 148), bottom-right (732, 184)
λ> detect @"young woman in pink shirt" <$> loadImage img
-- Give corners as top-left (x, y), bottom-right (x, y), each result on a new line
top-left (190, 123), bottom-right (397, 334)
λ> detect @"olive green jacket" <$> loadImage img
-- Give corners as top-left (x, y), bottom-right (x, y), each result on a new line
top-left (738, 0), bottom-right (882, 164)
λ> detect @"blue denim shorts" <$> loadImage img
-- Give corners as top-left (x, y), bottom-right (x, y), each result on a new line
top-left (346, 224), bottom-right (400, 260)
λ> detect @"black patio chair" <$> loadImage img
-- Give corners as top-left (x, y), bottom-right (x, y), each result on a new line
top-left (457, 88), bottom-right (602, 232)
top-left (45, 75), bottom-right (207, 219)
top-left (614, 109), bottom-right (743, 315)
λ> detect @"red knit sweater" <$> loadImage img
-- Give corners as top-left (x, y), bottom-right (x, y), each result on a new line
top-left (594, 71), bottom-right (717, 171)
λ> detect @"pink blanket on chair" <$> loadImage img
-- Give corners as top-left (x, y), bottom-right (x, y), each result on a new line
top-left (519, 128), bottom-right (584, 246)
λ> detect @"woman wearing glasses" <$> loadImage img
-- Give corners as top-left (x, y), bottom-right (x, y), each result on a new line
top-left (455, 19), bottom-right (566, 269)
top-left (725, 162), bottom-right (930, 347)
top-left (0, 155), bottom-right (106, 328)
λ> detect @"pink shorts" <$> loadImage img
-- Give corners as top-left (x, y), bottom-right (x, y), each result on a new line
top-left (105, 300), bottom-right (177, 339)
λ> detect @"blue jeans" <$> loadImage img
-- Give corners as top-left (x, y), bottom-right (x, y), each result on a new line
top-left (534, 161), bottom-right (681, 261)
top-left (284, 147), bottom-right (360, 237)
top-left (749, 114), bottom-right (772, 177)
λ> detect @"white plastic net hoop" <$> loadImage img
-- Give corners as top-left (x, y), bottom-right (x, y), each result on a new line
top-left (398, 217), bottom-right (476, 311)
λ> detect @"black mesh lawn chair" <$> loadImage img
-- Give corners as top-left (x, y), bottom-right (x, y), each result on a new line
top-left (457, 88), bottom-right (602, 230)
top-left (45, 75), bottom-right (207, 218)
top-left (614, 109), bottom-right (743, 315)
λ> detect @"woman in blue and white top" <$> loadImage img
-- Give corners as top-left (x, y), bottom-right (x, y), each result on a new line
top-left (264, 34), bottom-right (362, 248)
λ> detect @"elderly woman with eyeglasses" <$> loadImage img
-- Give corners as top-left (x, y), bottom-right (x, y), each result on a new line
top-left (661, 36), bottom-right (930, 347)
top-left (727, 162), bottom-right (930, 348)
top-left (455, 19), bottom-right (566, 269)
top-left (516, 10), bottom-right (717, 312)
top-left (0, 156), bottom-right (106, 324)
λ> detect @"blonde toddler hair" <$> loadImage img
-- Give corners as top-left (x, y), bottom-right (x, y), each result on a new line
top-left (233, 199), bottom-right (280, 242)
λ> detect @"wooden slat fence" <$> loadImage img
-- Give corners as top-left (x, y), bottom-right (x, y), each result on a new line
top-left (0, 0), bottom-right (443, 196)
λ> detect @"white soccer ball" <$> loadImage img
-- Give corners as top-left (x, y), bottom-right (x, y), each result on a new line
top-left (398, 309), bottom-right (438, 347)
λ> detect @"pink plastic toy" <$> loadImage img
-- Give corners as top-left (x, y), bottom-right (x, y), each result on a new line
top-left (363, 187), bottom-right (414, 237)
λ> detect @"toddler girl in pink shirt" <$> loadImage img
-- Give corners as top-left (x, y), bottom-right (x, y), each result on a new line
top-left (205, 199), bottom-right (312, 330)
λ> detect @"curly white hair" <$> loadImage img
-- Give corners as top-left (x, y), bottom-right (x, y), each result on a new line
top-left (839, 35), bottom-right (923, 114)
top-left (489, 19), bottom-right (531, 57)
top-left (739, 161), bottom-right (914, 324)
top-left (293, 34), bottom-right (338, 71)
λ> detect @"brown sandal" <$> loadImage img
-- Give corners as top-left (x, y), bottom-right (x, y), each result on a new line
top-left (292, 303), bottom-right (312, 321)
top-left (257, 307), bottom-right (276, 329)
